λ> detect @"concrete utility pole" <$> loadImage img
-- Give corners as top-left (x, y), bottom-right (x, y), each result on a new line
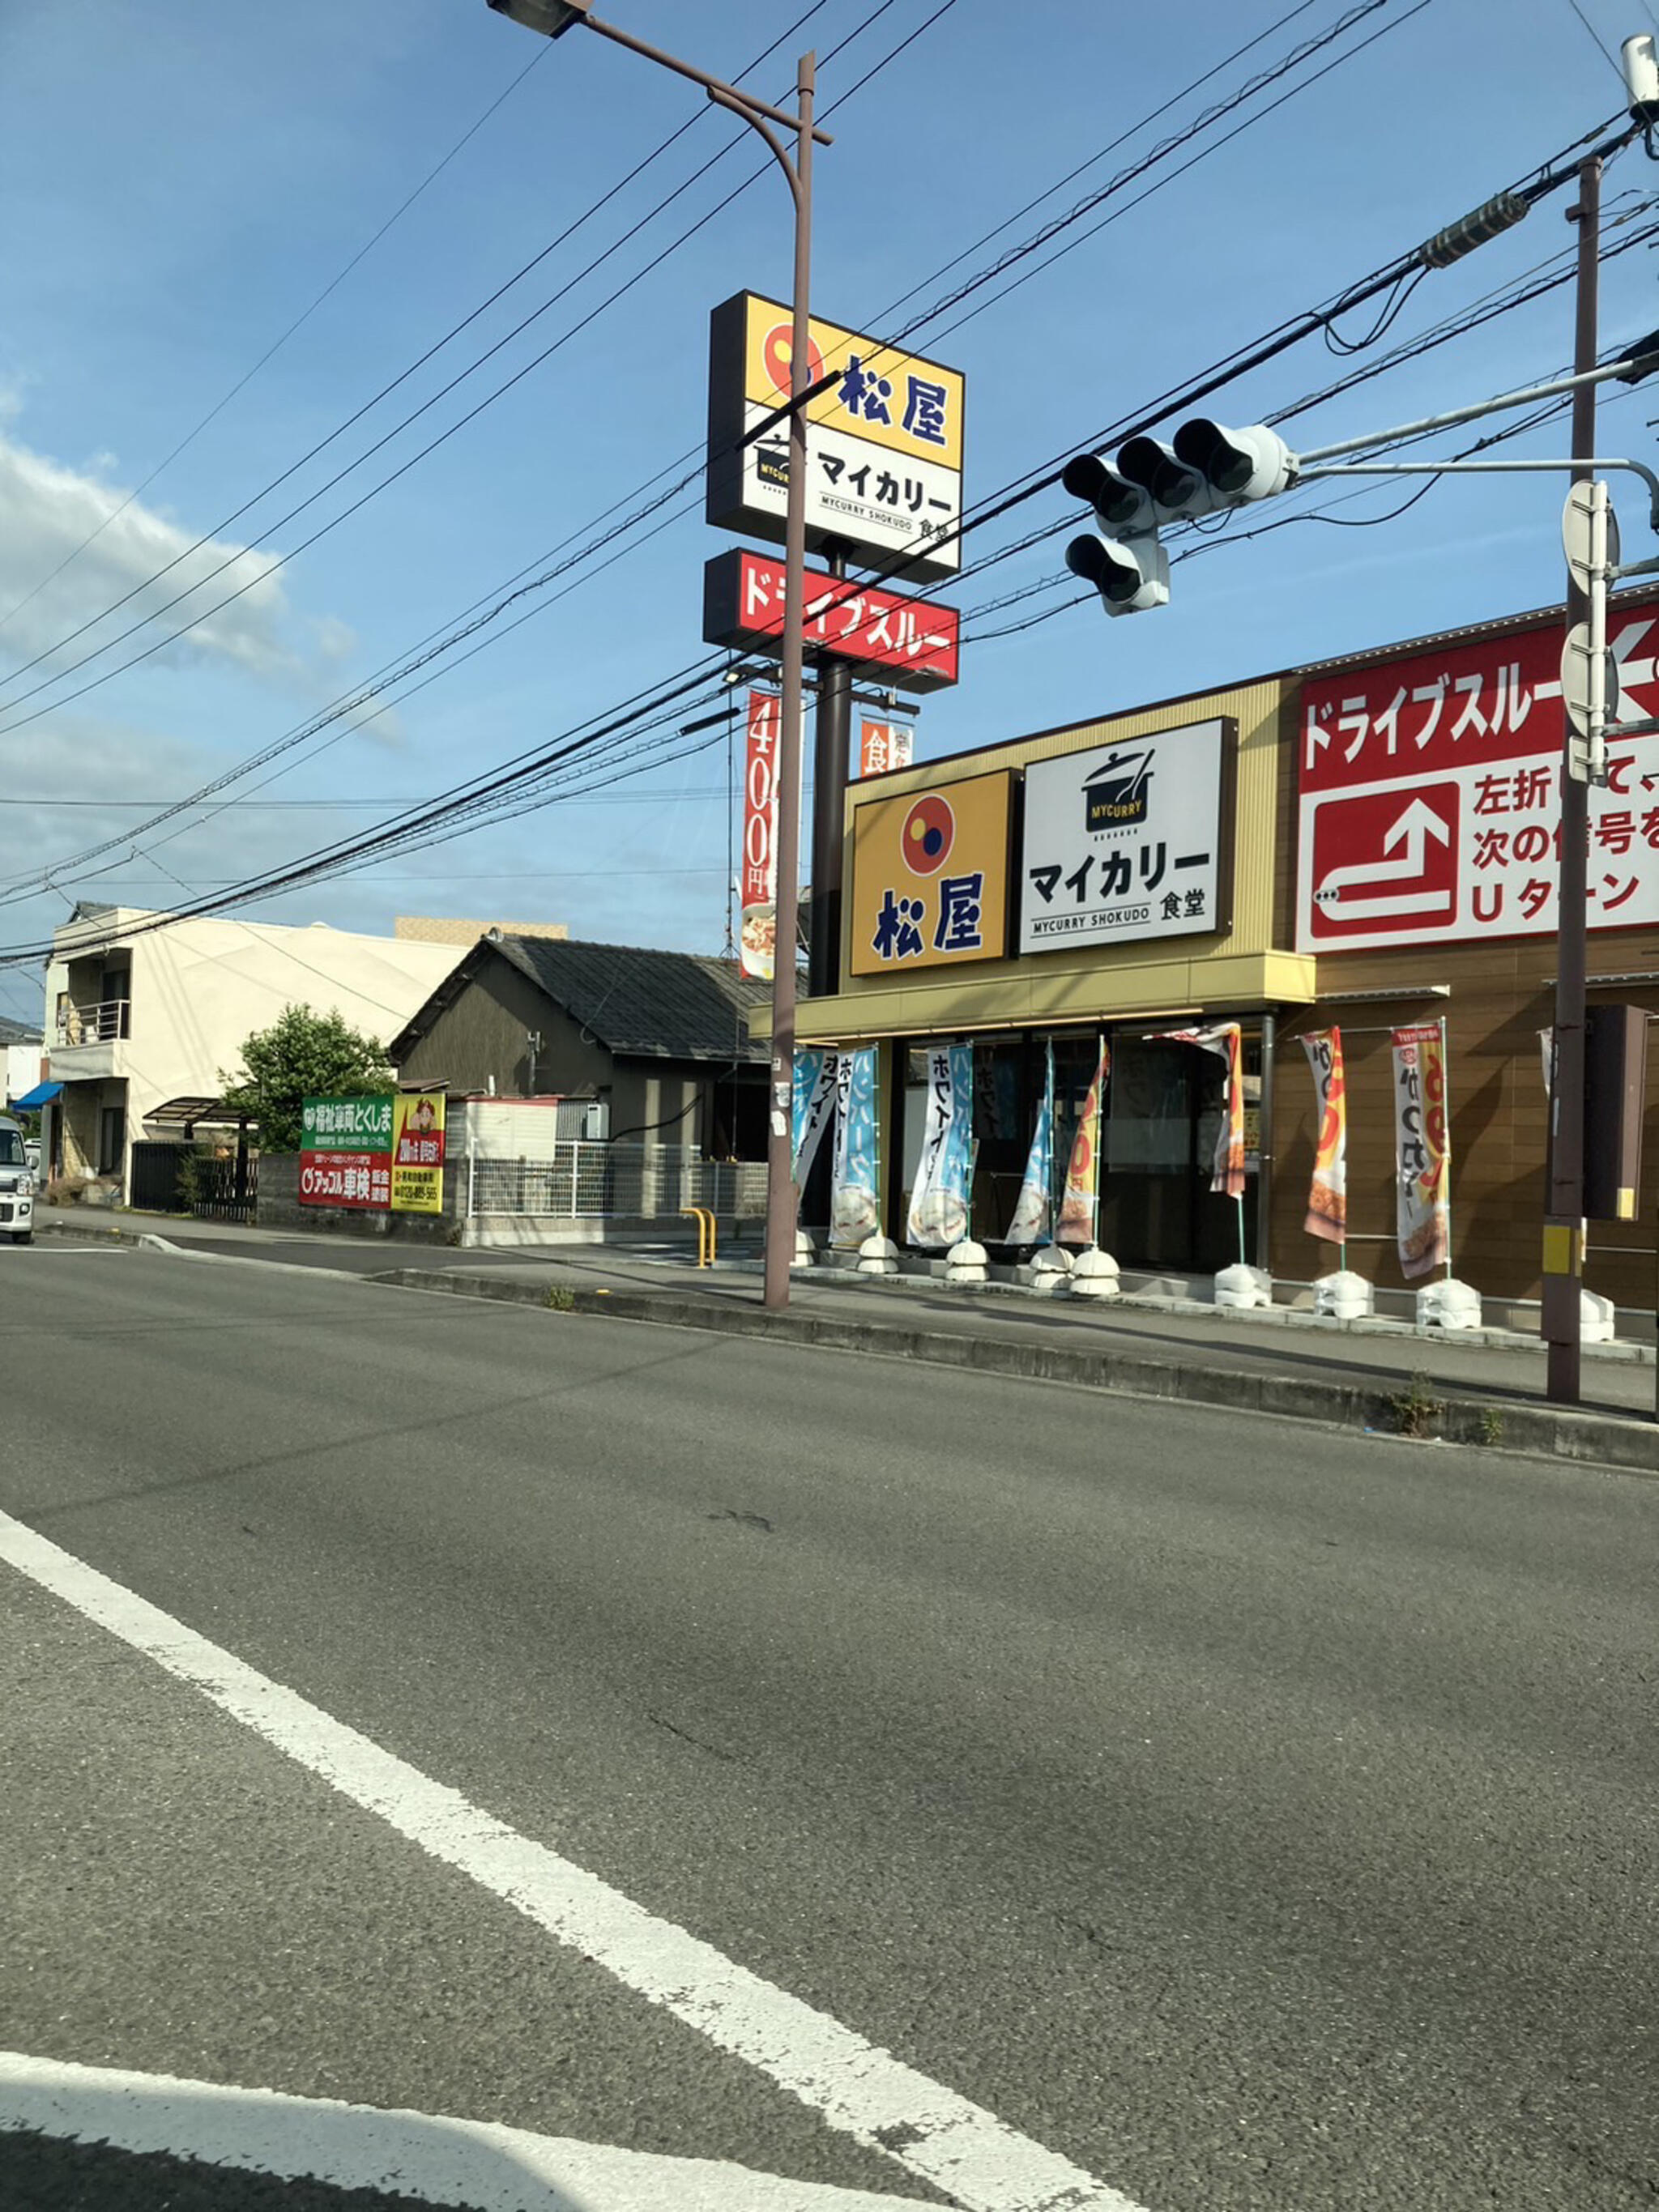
top-left (1542, 156), bottom-right (1601, 1406)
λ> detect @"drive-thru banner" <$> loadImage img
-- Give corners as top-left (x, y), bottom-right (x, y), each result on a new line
top-left (1299, 1029), bottom-right (1347, 1244)
top-left (1390, 1024), bottom-right (1450, 1280)
top-left (906, 1043), bottom-right (974, 1249)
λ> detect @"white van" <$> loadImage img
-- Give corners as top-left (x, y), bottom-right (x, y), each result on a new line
top-left (0, 1115), bottom-right (36, 1244)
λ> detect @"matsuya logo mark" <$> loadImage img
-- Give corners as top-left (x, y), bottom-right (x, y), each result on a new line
top-left (1083, 748), bottom-right (1155, 833)
top-left (902, 793), bottom-right (956, 876)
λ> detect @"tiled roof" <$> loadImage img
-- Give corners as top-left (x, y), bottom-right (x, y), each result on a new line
top-left (494, 936), bottom-right (770, 1063)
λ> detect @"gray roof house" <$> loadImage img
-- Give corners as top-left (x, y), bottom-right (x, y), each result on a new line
top-left (387, 934), bottom-right (771, 1157)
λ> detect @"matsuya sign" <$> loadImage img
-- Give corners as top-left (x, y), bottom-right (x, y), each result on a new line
top-left (1018, 719), bottom-right (1234, 953)
top-left (706, 292), bottom-right (964, 579)
top-left (1297, 603), bottom-right (1659, 952)
top-left (848, 770), bottom-right (1013, 978)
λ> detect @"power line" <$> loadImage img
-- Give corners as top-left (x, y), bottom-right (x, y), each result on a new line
top-left (0, 0), bottom-right (850, 706)
top-left (5, 84), bottom-right (1638, 940)
top-left (0, 36), bottom-right (554, 638)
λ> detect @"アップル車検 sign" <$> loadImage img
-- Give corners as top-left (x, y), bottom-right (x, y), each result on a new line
top-left (706, 292), bottom-right (964, 580)
top-left (1297, 607), bottom-right (1659, 950)
top-left (1018, 720), bottom-right (1235, 953)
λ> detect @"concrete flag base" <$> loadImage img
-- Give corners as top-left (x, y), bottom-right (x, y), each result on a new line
top-left (1069, 1248), bottom-right (1121, 1300)
top-left (1214, 1263), bottom-right (1273, 1311)
top-left (1416, 1277), bottom-right (1482, 1332)
top-left (792, 1229), bottom-right (817, 1268)
top-left (1580, 1288), bottom-right (1617, 1343)
top-left (1024, 1248), bottom-right (1074, 1297)
top-left (1314, 1270), bottom-right (1375, 1321)
top-left (856, 1234), bottom-right (901, 1276)
top-left (945, 1238), bottom-right (989, 1287)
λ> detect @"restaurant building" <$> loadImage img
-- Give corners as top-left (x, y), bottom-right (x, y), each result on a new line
top-left (778, 582), bottom-right (1659, 1319)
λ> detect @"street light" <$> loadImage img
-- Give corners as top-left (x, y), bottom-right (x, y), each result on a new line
top-left (485, 0), bottom-right (832, 1312)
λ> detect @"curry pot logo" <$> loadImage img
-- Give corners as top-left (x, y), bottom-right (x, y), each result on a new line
top-left (1083, 748), bottom-right (1154, 833)
top-left (902, 793), bottom-right (956, 876)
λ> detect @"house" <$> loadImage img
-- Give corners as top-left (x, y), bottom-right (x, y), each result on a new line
top-left (42, 906), bottom-right (466, 1189)
top-left (388, 934), bottom-right (770, 1158)
top-left (2, 1015), bottom-right (46, 1111)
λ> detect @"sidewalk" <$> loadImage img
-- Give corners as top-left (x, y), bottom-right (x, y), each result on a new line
top-left (38, 1212), bottom-right (1657, 1473)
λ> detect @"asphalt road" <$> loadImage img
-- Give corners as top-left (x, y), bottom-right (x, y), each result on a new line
top-left (2, 1247), bottom-right (1654, 2210)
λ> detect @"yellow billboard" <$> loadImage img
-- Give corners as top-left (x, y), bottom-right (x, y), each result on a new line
top-left (706, 291), bottom-right (966, 579)
top-left (390, 1092), bottom-right (446, 1215)
top-left (848, 770), bottom-right (1012, 977)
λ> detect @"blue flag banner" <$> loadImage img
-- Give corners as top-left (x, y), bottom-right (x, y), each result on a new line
top-left (907, 1042), bottom-right (974, 1248)
top-left (1007, 1045), bottom-right (1054, 1246)
top-left (792, 1050), bottom-right (838, 1183)
top-left (830, 1047), bottom-right (880, 1248)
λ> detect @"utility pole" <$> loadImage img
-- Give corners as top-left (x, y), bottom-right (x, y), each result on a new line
top-left (808, 546), bottom-right (852, 999)
top-left (1543, 156), bottom-right (1601, 1406)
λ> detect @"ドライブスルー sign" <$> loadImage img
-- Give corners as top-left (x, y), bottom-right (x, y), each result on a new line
top-left (702, 549), bottom-right (958, 692)
top-left (1297, 604), bottom-right (1659, 950)
top-left (706, 292), bottom-right (964, 579)
top-left (1018, 720), bottom-right (1233, 953)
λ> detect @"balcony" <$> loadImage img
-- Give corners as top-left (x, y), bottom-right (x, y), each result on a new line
top-left (50, 997), bottom-right (130, 1080)
top-left (57, 998), bottom-right (130, 1046)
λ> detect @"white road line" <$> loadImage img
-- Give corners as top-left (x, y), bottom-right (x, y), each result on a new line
top-left (0, 2052), bottom-right (940, 2212)
top-left (0, 1510), bottom-right (1147, 2212)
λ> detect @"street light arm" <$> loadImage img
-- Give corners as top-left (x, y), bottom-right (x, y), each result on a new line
top-left (576, 8), bottom-right (832, 143)
top-left (707, 85), bottom-right (804, 211)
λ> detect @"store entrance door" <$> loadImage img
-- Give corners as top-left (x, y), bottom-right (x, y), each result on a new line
top-left (1098, 1034), bottom-right (1252, 1274)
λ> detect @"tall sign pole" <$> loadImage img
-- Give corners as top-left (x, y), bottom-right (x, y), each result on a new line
top-left (761, 54), bottom-right (816, 1311)
top-left (1544, 156), bottom-right (1601, 1404)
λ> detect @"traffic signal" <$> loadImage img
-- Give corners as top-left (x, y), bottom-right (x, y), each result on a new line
top-left (1171, 419), bottom-right (1295, 502)
top-left (1063, 420), bottom-right (1297, 617)
top-left (1061, 452), bottom-right (1170, 616)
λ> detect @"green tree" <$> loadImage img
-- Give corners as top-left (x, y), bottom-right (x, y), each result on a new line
top-left (220, 1004), bottom-right (392, 1153)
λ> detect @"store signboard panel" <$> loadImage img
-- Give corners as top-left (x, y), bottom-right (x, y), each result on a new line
top-left (706, 292), bottom-right (963, 579)
top-left (1018, 719), bottom-right (1232, 954)
top-left (1297, 609), bottom-right (1659, 951)
top-left (702, 548), bottom-right (959, 691)
top-left (848, 770), bottom-right (1013, 977)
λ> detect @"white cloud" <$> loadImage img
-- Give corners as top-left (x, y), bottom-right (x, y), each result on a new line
top-left (0, 433), bottom-right (297, 682)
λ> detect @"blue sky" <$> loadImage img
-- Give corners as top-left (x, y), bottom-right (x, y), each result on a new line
top-left (0, 0), bottom-right (1655, 1023)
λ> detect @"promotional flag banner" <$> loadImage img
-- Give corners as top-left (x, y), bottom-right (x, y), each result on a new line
top-left (830, 1047), bottom-right (881, 1249)
top-left (1390, 1023), bottom-right (1450, 1280)
top-left (740, 689), bottom-right (780, 980)
top-left (906, 1043), bottom-right (975, 1248)
top-left (1299, 1029), bottom-right (1347, 1244)
top-left (1006, 1045), bottom-right (1054, 1246)
top-left (1152, 1023), bottom-right (1246, 1196)
top-left (1056, 1042), bottom-right (1109, 1247)
top-left (791, 1050), bottom-right (838, 1183)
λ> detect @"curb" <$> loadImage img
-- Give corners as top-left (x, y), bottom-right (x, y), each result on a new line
top-left (365, 1268), bottom-right (1659, 1477)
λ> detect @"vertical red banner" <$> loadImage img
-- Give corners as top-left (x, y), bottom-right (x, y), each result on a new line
top-left (740, 689), bottom-right (779, 980)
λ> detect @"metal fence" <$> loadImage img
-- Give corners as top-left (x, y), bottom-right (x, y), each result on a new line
top-left (465, 1143), bottom-right (766, 1221)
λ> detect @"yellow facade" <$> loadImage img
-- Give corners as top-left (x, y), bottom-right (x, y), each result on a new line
top-left (761, 674), bottom-right (1312, 1044)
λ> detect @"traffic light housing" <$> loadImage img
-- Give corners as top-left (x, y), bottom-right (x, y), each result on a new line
top-left (1061, 452), bottom-right (1169, 615)
top-left (1062, 420), bottom-right (1298, 620)
top-left (1171, 419), bottom-right (1294, 502)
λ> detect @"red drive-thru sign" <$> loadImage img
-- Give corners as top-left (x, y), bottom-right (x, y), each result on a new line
top-left (1297, 604), bottom-right (1659, 951)
top-left (702, 548), bottom-right (959, 693)
top-left (740, 689), bottom-right (779, 981)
